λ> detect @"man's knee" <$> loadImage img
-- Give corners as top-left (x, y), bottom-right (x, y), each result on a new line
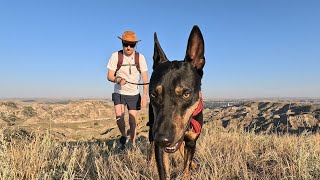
top-left (116, 110), bottom-right (125, 118)
top-left (115, 104), bottom-right (125, 114)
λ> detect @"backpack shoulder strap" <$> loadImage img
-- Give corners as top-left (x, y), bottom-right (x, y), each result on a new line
top-left (134, 51), bottom-right (140, 73)
top-left (114, 50), bottom-right (123, 76)
top-left (117, 50), bottom-right (124, 72)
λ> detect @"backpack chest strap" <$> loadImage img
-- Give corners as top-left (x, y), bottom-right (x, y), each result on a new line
top-left (115, 50), bottom-right (140, 75)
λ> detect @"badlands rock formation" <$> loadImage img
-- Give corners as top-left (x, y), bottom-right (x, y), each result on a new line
top-left (204, 101), bottom-right (320, 134)
top-left (1, 100), bottom-right (319, 141)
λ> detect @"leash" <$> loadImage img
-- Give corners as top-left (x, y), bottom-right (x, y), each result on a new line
top-left (115, 76), bottom-right (149, 85)
top-left (190, 97), bottom-right (203, 135)
top-left (126, 81), bottom-right (149, 85)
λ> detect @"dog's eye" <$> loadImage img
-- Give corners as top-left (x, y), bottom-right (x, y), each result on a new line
top-left (182, 92), bottom-right (191, 99)
top-left (150, 91), bottom-right (158, 98)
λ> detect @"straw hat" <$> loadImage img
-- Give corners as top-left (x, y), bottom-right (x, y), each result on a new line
top-left (117, 31), bottom-right (141, 42)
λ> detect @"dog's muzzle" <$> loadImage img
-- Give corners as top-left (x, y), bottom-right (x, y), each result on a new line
top-left (164, 141), bottom-right (183, 153)
top-left (154, 98), bottom-right (203, 153)
top-left (154, 133), bottom-right (183, 153)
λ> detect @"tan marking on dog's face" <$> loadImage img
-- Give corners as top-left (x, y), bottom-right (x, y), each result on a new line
top-left (185, 130), bottom-right (199, 141)
top-left (175, 86), bottom-right (183, 95)
top-left (172, 99), bottom-right (200, 142)
top-left (156, 85), bottom-right (163, 95)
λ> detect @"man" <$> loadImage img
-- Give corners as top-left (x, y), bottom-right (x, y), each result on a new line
top-left (104, 31), bottom-right (148, 149)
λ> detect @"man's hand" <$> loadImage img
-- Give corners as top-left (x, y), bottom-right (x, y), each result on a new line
top-left (115, 76), bottom-right (127, 86)
top-left (119, 78), bottom-right (126, 86)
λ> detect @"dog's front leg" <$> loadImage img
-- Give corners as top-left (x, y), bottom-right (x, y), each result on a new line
top-left (183, 142), bottom-right (196, 180)
top-left (148, 141), bottom-right (157, 173)
top-left (155, 144), bottom-right (170, 180)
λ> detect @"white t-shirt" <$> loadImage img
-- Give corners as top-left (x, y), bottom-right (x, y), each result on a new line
top-left (107, 51), bottom-right (148, 95)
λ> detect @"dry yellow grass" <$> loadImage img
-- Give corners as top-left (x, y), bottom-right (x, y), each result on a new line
top-left (1, 122), bottom-right (320, 180)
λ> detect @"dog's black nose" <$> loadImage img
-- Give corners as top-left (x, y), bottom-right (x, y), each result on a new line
top-left (154, 134), bottom-right (173, 147)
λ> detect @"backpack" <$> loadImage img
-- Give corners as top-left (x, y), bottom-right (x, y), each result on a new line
top-left (115, 50), bottom-right (140, 75)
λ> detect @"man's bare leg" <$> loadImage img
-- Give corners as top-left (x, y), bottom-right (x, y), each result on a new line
top-left (115, 104), bottom-right (126, 137)
top-left (128, 110), bottom-right (137, 145)
top-left (100, 104), bottom-right (125, 135)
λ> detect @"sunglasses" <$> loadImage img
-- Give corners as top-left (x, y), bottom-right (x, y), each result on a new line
top-left (122, 42), bottom-right (136, 48)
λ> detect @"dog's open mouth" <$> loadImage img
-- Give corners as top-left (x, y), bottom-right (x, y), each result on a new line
top-left (164, 141), bottom-right (183, 153)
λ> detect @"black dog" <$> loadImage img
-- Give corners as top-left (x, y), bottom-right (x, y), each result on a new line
top-left (148, 25), bottom-right (205, 180)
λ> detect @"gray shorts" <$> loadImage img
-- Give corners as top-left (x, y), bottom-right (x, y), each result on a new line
top-left (112, 93), bottom-right (141, 110)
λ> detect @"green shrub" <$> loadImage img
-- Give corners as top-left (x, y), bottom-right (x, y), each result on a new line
top-left (22, 106), bottom-right (37, 117)
top-left (1, 102), bottom-right (17, 108)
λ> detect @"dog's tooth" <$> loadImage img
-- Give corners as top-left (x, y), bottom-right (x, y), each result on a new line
top-left (166, 143), bottom-right (179, 151)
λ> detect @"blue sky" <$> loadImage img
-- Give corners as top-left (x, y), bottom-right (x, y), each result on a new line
top-left (1, 0), bottom-right (319, 99)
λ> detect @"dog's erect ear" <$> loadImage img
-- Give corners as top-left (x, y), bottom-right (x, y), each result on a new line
top-left (184, 25), bottom-right (205, 76)
top-left (153, 32), bottom-right (168, 70)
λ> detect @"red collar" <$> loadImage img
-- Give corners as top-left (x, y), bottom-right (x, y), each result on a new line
top-left (190, 97), bottom-right (203, 135)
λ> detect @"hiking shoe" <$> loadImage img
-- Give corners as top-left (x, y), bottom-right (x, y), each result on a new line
top-left (119, 136), bottom-right (127, 144)
top-left (119, 136), bottom-right (127, 150)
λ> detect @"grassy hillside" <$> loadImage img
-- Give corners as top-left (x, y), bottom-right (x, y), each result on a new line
top-left (1, 99), bottom-right (319, 179)
top-left (1, 121), bottom-right (319, 179)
